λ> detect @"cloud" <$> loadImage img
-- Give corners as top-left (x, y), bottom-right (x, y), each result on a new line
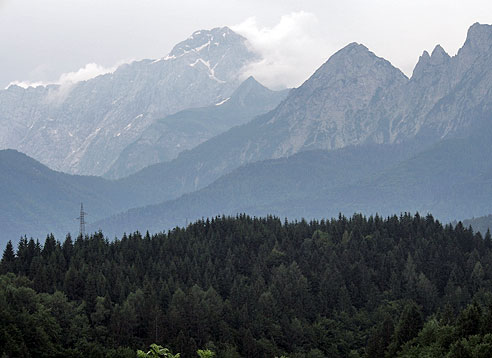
top-left (6, 61), bottom-right (129, 89)
top-left (232, 12), bottom-right (334, 89)
top-left (58, 63), bottom-right (118, 84)
top-left (6, 61), bottom-right (133, 106)
top-left (6, 80), bottom-right (48, 89)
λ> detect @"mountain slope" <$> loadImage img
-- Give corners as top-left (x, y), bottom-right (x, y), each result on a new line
top-left (112, 23), bottom-right (492, 207)
top-left (90, 142), bottom-right (419, 236)
top-left (0, 150), bottom-right (130, 243)
top-left (112, 43), bottom-right (411, 204)
top-left (211, 23), bottom-right (492, 159)
top-left (459, 215), bottom-right (492, 234)
top-left (392, 23), bottom-right (492, 142)
top-left (0, 75), bottom-right (286, 245)
top-left (310, 132), bottom-right (492, 220)
top-left (92, 130), bottom-right (492, 238)
top-left (105, 76), bottom-right (289, 179)
top-left (3, 23), bottom-right (492, 243)
top-left (0, 27), bottom-right (257, 176)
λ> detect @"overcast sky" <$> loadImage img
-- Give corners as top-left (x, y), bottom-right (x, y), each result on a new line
top-left (1, 0), bottom-right (491, 89)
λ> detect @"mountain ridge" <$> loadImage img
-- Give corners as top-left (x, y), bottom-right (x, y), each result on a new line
top-left (2, 23), bottom-right (492, 245)
top-left (104, 76), bottom-right (289, 179)
top-left (0, 26), bottom-right (258, 176)
top-left (91, 130), bottom-right (492, 238)
top-left (90, 22), bottom-right (492, 235)
top-left (107, 23), bottom-right (492, 205)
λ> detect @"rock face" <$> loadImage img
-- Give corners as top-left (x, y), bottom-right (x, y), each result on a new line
top-left (104, 76), bottom-right (289, 179)
top-left (90, 21), bottom-right (492, 237)
top-left (3, 23), bottom-right (489, 180)
top-left (390, 23), bottom-right (492, 142)
top-left (245, 42), bottom-right (409, 159)
top-left (2, 23), bottom-right (492, 242)
top-left (110, 23), bottom-right (492, 209)
top-left (232, 23), bottom-right (492, 161)
top-left (0, 27), bottom-right (257, 175)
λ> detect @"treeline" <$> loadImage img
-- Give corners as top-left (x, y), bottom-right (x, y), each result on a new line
top-left (2, 213), bottom-right (492, 357)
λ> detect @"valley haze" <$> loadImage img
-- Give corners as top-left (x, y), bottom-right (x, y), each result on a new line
top-left (0, 22), bottom-right (491, 243)
top-left (2, 3), bottom-right (492, 357)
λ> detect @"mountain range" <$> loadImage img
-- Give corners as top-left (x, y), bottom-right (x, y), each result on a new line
top-left (93, 23), bottom-right (492, 213)
top-left (1, 23), bottom-right (491, 246)
top-left (89, 23), bottom-right (492, 236)
top-left (105, 76), bottom-right (288, 179)
top-left (0, 73), bottom-right (289, 242)
top-left (0, 27), bottom-right (257, 176)
top-left (90, 129), bottom-right (492, 237)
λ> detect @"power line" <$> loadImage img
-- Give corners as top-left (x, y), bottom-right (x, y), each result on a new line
top-left (76, 203), bottom-right (87, 237)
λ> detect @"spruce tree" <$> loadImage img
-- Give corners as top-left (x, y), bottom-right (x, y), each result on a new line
top-left (0, 240), bottom-right (15, 274)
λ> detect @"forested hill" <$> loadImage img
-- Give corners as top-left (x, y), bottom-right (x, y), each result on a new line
top-left (2, 214), bottom-right (492, 357)
top-left (93, 129), bottom-right (492, 237)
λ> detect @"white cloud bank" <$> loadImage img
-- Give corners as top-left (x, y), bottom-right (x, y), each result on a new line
top-left (9, 13), bottom-right (331, 91)
top-left (7, 62), bottom-right (125, 89)
top-left (232, 12), bottom-right (334, 89)
top-left (58, 63), bottom-right (118, 84)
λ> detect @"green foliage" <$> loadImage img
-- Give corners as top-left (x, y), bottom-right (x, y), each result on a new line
top-left (396, 300), bottom-right (492, 357)
top-left (136, 346), bottom-right (215, 358)
top-left (196, 349), bottom-right (215, 358)
top-left (2, 214), bottom-right (492, 357)
top-left (137, 344), bottom-right (180, 357)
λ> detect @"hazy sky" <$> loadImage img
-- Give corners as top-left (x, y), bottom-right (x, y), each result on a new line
top-left (1, 0), bottom-right (491, 89)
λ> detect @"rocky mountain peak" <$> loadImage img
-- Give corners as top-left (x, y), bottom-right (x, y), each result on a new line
top-left (463, 22), bottom-right (492, 52)
top-left (168, 26), bottom-right (249, 60)
top-left (430, 45), bottom-right (450, 65)
top-left (0, 25), bottom-right (260, 176)
top-left (312, 42), bottom-right (406, 82)
top-left (232, 76), bottom-right (265, 95)
top-left (412, 45), bottom-right (450, 80)
top-left (263, 42), bottom-right (408, 157)
top-left (160, 26), bottom-right (257, 85)
top-left (320, 42), bottom-right (370, 67)
top-left (225, 76), bottom-right (285, 108)
top-left (457, 22), bottom-right (492, 62)
top-left (412, 50), bottom-right (431, 74)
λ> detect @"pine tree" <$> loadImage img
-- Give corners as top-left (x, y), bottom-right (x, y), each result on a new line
top-left (1, 240), bottom-right (15, 274)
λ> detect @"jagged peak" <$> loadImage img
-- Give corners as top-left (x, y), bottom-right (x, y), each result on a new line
top-left (412, 45), bottom-right (449, 79)
top-left (335, 42), bottom-right (370, 55)
top-left (430, 44), bottom-right (450, 64)
top-left (431, 44), bottom-right (449, 58)
top-left (421, 50), bottom-right (431, 61)
top-left (190, 26), bottom-right (236, 38)
top-left (459, 22), bottom-right (492, 56)
top-left (237, 76), bottom-right (261, 88)
top-left (317, 42), bottom-right (377, 71)
top-left (411, 54), bottom-right (428, 79)
top-left (168, 26), bottom-right (245, 58)
top-left (229, 76), bottom-right (271, 99)
top-left (467, 22), bottom-right (492, 42)
top-left (211, 26), bottom-right (235, 36)
top-left (313, 41), bottom-right (405, 80)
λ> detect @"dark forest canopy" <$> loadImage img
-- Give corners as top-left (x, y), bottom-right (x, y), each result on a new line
top-left (2, 213), bottom-right (492, 357)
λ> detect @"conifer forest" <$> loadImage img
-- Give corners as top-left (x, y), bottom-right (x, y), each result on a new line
top-left (2, 214), bottom-right (492, 357)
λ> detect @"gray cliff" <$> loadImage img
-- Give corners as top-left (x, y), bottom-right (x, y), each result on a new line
top-left (0, 27), bottom-right (257, 175)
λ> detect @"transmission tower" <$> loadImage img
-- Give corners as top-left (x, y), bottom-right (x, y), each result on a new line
top-left (77, 203), bottom-right (87, 237)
